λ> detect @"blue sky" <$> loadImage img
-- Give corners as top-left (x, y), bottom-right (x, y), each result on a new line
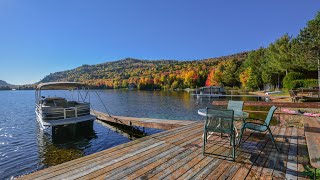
top-left (0, 0), bottom-right (319, 85)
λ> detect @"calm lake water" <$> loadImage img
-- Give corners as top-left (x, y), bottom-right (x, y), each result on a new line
top-left (0, 90), bottom-right (263, 179)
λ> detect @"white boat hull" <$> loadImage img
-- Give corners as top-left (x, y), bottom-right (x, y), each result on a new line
top-left (36, 110), bottom-right (95, 128)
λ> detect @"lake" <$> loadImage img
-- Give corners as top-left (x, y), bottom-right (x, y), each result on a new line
top-left (0, 90), bottom-right (263, 179)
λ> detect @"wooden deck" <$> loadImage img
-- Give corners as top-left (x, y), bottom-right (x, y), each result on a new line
top-left (19, 119), bottom-right (311, 180)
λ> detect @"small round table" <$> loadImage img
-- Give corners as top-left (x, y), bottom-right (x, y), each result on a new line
top-left (197, 108), bottom-right (249, 120)
top-left (198, 108), bottom-right (249, 139)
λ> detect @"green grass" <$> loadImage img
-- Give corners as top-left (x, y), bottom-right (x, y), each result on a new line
top-left (302, 165), bottom-right (320, 179)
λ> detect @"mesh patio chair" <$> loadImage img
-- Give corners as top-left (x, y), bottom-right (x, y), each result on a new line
top-left (202, 108), bottom-right (236, 161)
top-left (238, 105), bottom-right (279, 152)
top-left (227, 100), bottom-right (244, 113)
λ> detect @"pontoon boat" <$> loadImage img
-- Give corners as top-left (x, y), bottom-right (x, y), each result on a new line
top-left (35, 82), bottom-right (95, 129)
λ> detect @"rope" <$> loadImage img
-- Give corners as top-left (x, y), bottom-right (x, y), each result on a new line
top-left (94, 91), bottom-right (112, 117)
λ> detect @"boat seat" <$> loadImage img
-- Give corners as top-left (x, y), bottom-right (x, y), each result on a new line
top-left (43, 99), bottom-right (55, 107)
top-left (67, 101), bottom-right (78, 107)
top-left (54, 99), bottom-right (69, 108)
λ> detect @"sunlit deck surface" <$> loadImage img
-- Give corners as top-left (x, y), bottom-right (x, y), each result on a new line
top-left (20, 122), bottom-right (309, 180)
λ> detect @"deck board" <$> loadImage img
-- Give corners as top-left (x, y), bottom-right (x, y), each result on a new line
top-left (230, 127), bottom-right (274, 179)
top-left (304, 117), bottom-right (320, 169)
top-left (267, 127), bottom-right (292, 179)
top-left (285, 127), bottom-right (299, 180)
top-left (232, 126), bottom-right (281, 180)
top-left (88, 129), bottom-right (204, 179)
top-left (19, 122), bottom-right (309, 180)
top-left (297, 128), bottom-right (309, 180)
top-left (250, 127), bottom-right (287, 179)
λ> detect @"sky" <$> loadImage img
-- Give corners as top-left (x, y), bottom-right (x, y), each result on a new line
top-left (0, 0), bottom-right (319, 85)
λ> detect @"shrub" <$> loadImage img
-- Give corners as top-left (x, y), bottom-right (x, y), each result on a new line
top-left (283, 72), bottom-right (305, 90)
top-left (291, 80), bottom-right (304, 89)
top-left (302, 79), bottom-right (318, 88)
top-left (291, 79), bottom-right (318, 89)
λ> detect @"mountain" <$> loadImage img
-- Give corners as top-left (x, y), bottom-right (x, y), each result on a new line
top-left (39, 52), bottom-right (249, 89)
top-left (0, 80), bottom-right (11, 86)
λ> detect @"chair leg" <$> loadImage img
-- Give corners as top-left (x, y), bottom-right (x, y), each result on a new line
top-left (239, 127), bottom-right (245, 145)
top-left (203, 130), bottom-right (206, 155)
top-left (267, 127), bottom-right (279, 152)
top-left (206, 132), bottom-right (208, 143)
top-left (232, 131), bottom-right (236, 161)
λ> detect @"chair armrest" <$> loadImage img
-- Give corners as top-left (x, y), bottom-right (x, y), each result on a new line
top-left (242, 117), bottom-right (260, 122)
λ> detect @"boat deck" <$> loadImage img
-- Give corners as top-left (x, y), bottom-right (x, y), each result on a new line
top-left (19, 121), bottom-right (310, 179)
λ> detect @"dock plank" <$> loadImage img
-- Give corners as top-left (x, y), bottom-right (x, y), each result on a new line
top-left (245, 126), bottom-right (281, 179)
top-left (150, 137), bottom-right (229, 180)
top-left (297, 128), bottom-right (309, 180)
top-left (268, 126), bottom-right (292, 179)
top-left (285, 127), bottom-right (298, 180)
top-left (84, 128), bottom-right (204, 179)
top-left (248, 127), bottom-right (286, 179)
top-left (231, 126), bottom-right (279, 180)
top-left (134, 138), bottom-right (207, 180)
top-left (173, 137), bottom-right (232, 180)
top-left (129, 138), bottom-right (204, 179)
top-left (191, 133), bottom-right (253, 180)
top-left (304, 117), bottom-right (320, 169)
top-left (63, 124), bottom-right (204, 179)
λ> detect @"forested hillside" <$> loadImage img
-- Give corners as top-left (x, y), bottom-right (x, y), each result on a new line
top-left (40, 53), bottom-right (248, 90)
top-left (40, 12), bottom-right (320, 91)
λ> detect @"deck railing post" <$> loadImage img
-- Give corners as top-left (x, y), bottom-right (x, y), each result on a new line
top-left (64, 109), bottom-right (66, 119)
top-left (75, 107), bottom-right (78, 117)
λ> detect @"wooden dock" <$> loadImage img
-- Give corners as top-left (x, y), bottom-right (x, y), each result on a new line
top-left (92, 110), bottom-right (195, 130)
top-left (19, 117), bottom-right (312, 179)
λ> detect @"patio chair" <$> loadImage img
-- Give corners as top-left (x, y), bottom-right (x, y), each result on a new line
top-left (203, 108), bottom-right (236, 161)
top-left (227, 100), bottom-right (244, 113)
top-left (238, 105), bottom-right (279, 152)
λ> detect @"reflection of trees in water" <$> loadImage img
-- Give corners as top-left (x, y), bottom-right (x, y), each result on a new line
top-left (37, 121), bottom-right (96, 167)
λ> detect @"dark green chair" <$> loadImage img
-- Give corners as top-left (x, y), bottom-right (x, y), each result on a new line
top-left (238, 105), bottom-right (279, 152)
top-left (227, 100), bottom-right (244, 113)
top-left (203, 108), bottom-right (236, 161)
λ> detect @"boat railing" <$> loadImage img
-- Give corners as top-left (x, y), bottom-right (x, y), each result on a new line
top-left (36, 103), bottom-right (91, 120)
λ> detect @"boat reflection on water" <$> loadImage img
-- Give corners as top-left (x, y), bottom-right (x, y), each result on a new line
top-left (51, 121), bottom-right (95, 143)
top-left (36, 121), bottom-right (96, 168)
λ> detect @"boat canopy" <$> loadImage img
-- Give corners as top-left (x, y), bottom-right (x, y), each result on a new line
top-left (36, 82), bottom-right (88, 90)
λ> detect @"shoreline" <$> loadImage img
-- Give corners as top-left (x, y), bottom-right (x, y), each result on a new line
top-left (249, 91), bottom-right (291, 102)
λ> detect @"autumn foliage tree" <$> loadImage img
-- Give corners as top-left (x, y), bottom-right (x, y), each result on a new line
top-left (205, 68), bottom-right (220, 86)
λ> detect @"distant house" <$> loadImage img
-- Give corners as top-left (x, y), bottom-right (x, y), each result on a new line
top-left (194, 86), bottom-right (225, 95)
top-left (128, 83), bottom-right (137, 90)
